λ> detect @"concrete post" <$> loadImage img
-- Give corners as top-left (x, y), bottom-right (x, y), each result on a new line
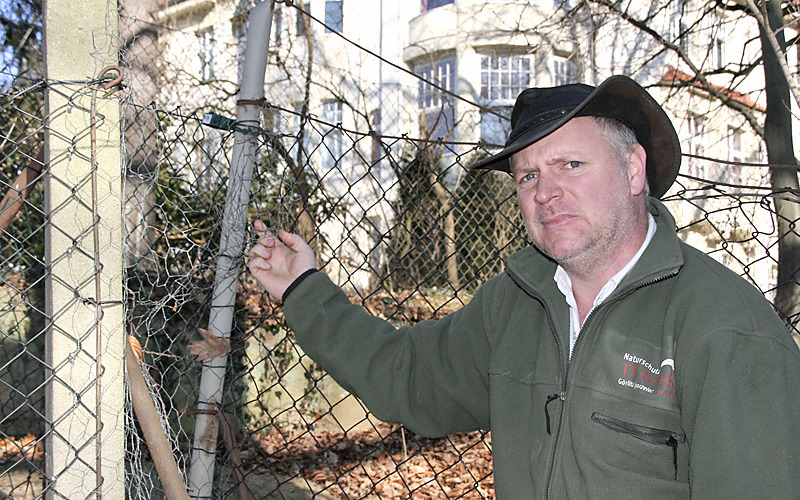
top-left (43, 0), bottom-right (125, 498)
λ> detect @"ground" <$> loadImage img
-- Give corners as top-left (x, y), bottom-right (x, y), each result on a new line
top-left (229, 422), bottom-right (494, 499)
top-left (0, 459), bottom-right (44, 499)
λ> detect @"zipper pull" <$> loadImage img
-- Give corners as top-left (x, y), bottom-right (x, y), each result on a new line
top-left (544, 392), bottom-right (567, 435)
top-left (667, 434), bottom-right (678, 480)
top-left (544, 394), bottom-right (558, 435)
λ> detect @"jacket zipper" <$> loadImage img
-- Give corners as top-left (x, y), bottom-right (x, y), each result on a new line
top-left (591, 412), bottom-right (686, 479)
top-left (544, 309), bottom-right (569, 500)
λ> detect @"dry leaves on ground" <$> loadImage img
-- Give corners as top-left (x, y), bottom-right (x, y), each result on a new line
top-left (241, 422), bottom-right (494, 499)
top-left (0, 435), bottom-right (43, 463)
top-left (241, 282), bottom-right (467, 330)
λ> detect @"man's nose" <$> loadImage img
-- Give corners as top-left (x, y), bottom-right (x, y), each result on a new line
top-left (534, 173), bottom-right (563, 204)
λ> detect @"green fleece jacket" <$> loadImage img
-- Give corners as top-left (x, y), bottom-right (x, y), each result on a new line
top-left (284, 199), bottom-right (800, 499)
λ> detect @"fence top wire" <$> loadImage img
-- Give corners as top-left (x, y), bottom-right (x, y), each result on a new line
top-left (186, 98), bottom-right (798, 196)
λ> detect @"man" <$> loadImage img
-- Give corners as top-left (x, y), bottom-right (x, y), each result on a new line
top-left (248, 75), bottom-right (800, 498)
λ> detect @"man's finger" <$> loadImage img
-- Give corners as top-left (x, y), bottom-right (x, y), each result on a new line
top-left (253, 231), bottom-right (279, 251)
top-left (278, 230), bottom-right (309, 253)
top-left (253, 220), bottom-right (278, 245)
top-left (253, 219), bottom-right (268, 236)
top-left (247, 256), bottom-right (272, 272)
top-left (249, 244), bottom-right (272, 261)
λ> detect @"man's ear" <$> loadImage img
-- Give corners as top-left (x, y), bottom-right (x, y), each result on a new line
top-left (627, 144), bottom-right (647, 196)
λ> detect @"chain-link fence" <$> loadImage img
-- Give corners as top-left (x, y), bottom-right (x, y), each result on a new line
top-left (0, 79), bottom-right (47, 499)
top-left (1, 0), bottom-right (799, 498)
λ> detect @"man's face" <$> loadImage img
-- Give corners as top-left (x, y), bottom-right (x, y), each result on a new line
top-left (510, 116), bottom-right (647, 274)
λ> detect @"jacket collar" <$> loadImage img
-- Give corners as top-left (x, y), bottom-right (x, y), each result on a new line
top-left (619, 197), bottom-right (684, 289)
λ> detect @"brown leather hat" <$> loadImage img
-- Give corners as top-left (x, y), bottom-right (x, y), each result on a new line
top-left (471, 75), bottom-right (681, 199)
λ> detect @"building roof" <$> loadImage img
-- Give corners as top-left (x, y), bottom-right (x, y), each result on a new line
top-left (659, 66), bottom-right (766, 112)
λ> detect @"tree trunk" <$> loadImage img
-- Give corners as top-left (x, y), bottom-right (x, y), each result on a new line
top-left (293, 9), bottom-right (318, 252)
top-left (428, 156), bottom-right (459, 290)
top-left (120, 0), bottom-right (160, 271)
top-left (760, 0), bottom-right (800, 330)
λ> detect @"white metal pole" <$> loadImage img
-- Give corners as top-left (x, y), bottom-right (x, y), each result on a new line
top-left (187, 2), bottom-right (273, 498)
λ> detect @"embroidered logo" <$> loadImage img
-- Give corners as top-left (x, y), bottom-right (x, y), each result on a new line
top-left (618, 352), bottom-right (676, 399)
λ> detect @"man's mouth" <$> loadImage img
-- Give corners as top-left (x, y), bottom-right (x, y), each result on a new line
top-left (539, 213), bottom-right (577, 228)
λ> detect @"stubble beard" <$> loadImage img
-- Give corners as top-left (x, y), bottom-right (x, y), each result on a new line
top-left (528, 195), bottom-right (640, 277)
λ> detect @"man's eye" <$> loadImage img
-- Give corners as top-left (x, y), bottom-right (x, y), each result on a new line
top-left (522, 172), bottom-right (538, 182)
top-left (567, 161), bottom-right (581, 169)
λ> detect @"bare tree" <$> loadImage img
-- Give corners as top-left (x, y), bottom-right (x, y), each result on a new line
top-left (754, 0), bottom-right (800, 329)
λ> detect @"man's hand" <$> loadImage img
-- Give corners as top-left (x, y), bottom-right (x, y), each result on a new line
top-left (247, 220), bottom-right (316, 300)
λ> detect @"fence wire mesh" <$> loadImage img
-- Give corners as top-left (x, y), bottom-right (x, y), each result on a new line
top-left (0, 80), bottom-right (47, 499)
top-left (1, 0), bottom-right (799, 498)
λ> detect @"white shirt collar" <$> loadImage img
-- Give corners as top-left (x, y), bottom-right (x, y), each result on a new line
top-left (554, 214), bottom-right (657, 357)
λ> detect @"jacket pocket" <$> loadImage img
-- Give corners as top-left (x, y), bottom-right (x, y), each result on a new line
top-left (591, 412), bottom-right (685, 479)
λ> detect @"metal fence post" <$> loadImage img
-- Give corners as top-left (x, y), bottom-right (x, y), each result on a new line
top-left (43, 0), bottom-right (125, 497)
top-left (187, 2), bottom-right (273, 498)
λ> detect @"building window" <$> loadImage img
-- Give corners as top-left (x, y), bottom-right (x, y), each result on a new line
top-left (727, 126), bottom-right (743, 184)
top-left (199, 28), bottom-right (214, 81)
top-left (727, 127), bottom-right (743, 163)
top-left (421, 0), bottom-right (454, 13)
top-left (296, 2), bottom-right (311, 37)
top-left (264, 107), bottom-right (280, 135)
top-left (234, 23), bottom-right (247, 80)
top-left (553, 55), bottom-right (578, 86)
top-left (480, 53), bottom-right (533, 101)
top-left (322, 101), bottom-right (343, 170)
top-left (687, 114), bottom-right (706, 177)
top-left (705, 12), bottom-right (725, 69)
top-left (273, 6), bottom-right (283, 47)
top-left (371, 110), bottom-right (383, 166)
top-left (416, 57), bottom-right (456, 140)
top-left (481, 106), bottom-right (513, 147)
top-left (479, 53), bottom-right (531, 146)
top-left (325, 1), bottom-right (343, 33)
top-left (669, 0), bottom-right (688, 53)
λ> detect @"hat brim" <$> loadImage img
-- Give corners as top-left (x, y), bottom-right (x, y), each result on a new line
top-left (470, 75), bottom-right (681, 199)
